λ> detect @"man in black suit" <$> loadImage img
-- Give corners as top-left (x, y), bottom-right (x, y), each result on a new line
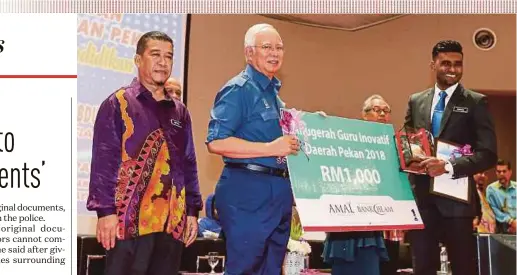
top-left (404, 40), bottom-right (497, 275)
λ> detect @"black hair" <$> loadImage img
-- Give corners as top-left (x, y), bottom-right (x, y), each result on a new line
top-left (432, 40), bottom-right (463, 59)
top-left (136, 31), bottom-right (173, 55)
top-left (497, 159), bottom-right (512, 170)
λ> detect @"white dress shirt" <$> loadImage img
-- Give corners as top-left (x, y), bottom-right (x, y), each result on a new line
top-left (430, 82), bottom-right (460, 175)
top-left (429, 82), bottom-right (459, 121)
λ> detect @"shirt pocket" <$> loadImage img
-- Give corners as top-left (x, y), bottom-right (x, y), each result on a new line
top-left (260, 109), bottom-right (279, 121)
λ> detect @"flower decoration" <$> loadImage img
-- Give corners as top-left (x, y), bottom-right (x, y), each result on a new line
top-left (280, 109), bottom-right (306, 136)
top-left (450, 144), bottom-right (473, 161)
top-left (287, 207), bottom-right (311, 255)
top-left (287, 238), bottom-right (312, 255)
top-left (279, 108), bottom-right (311, 162)
top-left (280, 110), bottom-right (294, 134)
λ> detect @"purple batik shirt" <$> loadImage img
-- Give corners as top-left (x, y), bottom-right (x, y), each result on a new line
top-left (86, 77), bottom-right (203, 240)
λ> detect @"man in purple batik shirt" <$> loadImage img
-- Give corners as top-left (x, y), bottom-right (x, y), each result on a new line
top-left (86, 31), bottom-right (203, 275)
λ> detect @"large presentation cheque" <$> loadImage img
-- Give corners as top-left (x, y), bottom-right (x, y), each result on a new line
top-left (280, 109), bottom-right (424, 232)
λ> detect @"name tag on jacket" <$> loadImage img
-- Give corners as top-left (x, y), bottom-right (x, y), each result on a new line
top-left (453, 106), bottom-right (468, 113)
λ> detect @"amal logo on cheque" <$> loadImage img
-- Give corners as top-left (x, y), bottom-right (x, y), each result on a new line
top-left (329, 202), bottom-right (395, 216)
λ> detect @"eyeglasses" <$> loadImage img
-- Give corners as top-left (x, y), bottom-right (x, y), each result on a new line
top-left (366, 106), bottom-right (391, 114)
top-left (252, 44), bottom-right (285, 53)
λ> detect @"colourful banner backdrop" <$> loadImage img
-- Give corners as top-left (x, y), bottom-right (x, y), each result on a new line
top-left (77, 13), bottom-right (188, 215)
top-left (281, 109), bottom-right (424, 231)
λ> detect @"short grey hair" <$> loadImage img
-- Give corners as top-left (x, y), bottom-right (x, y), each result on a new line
top-left (362, 94), bottom-right (390, 112)
top-left (244, 23), bottom-right (275, 47)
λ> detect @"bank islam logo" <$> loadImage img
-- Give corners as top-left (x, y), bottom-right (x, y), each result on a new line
top-left (329, 202), bottom-right (394, 216)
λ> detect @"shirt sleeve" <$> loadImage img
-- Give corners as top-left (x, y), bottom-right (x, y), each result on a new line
top-left (206, 85), bottom-right (245, 143)
top-left (183, 109), bottom-right (203, 217)
top-left (486, 186), bottom-right (512, 223)
top-left (86, 96), bottom-right (122, 218)
top-left (443, 160), bottom-right (455, 176)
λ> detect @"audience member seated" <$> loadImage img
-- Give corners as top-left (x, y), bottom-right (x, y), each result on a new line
top-left (486, 159), bottom-right (516, 234)
top-left (197, 193), bottom-right (222, 238)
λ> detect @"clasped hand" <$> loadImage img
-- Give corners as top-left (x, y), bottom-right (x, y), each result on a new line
top-left (268, 135), bottom-right (300, 156)
top-left (417, 157), bottom-right (447, 177)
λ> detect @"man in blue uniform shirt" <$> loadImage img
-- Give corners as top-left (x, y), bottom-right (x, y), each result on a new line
top-left (206, 23), bottom-right (299, 275)
top-left (486, 159), bottom-right (516, 234)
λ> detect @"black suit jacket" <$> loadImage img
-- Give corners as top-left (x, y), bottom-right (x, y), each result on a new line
top-left (404, 84), bottom-right (497, 218)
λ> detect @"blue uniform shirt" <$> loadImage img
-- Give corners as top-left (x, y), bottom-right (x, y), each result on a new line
top-left (486, 180), bottom-right (517, 224)
top-left (206, 64), bottom-right (286, 170)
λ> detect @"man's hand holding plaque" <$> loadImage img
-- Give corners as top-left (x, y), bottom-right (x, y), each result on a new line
top-left (395, 127), bottom-right (434, 174)
top-left (396, 126), bottom-right (473, 202)
top-left (418, 157), bottom-right (448, 177)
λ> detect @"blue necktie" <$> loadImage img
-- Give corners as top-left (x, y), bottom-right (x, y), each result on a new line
top-left (431, 91), bottom-right (447, 136)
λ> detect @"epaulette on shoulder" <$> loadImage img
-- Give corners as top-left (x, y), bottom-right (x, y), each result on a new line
top-left (234, 73), bottom-right (249, 87)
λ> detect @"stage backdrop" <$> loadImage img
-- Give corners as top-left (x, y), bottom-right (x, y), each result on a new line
top-left (77, 14), bottom-right (189, 223)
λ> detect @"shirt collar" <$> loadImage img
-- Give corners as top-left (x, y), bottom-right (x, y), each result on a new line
top-left (131, 77), bottom-right (176, 106)
top-left (496, 180), bottom-right (516, 190)
top-left (245, 64), bottom-right (281, 92)
top-left (434, 82), bottom-right (459, 98)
